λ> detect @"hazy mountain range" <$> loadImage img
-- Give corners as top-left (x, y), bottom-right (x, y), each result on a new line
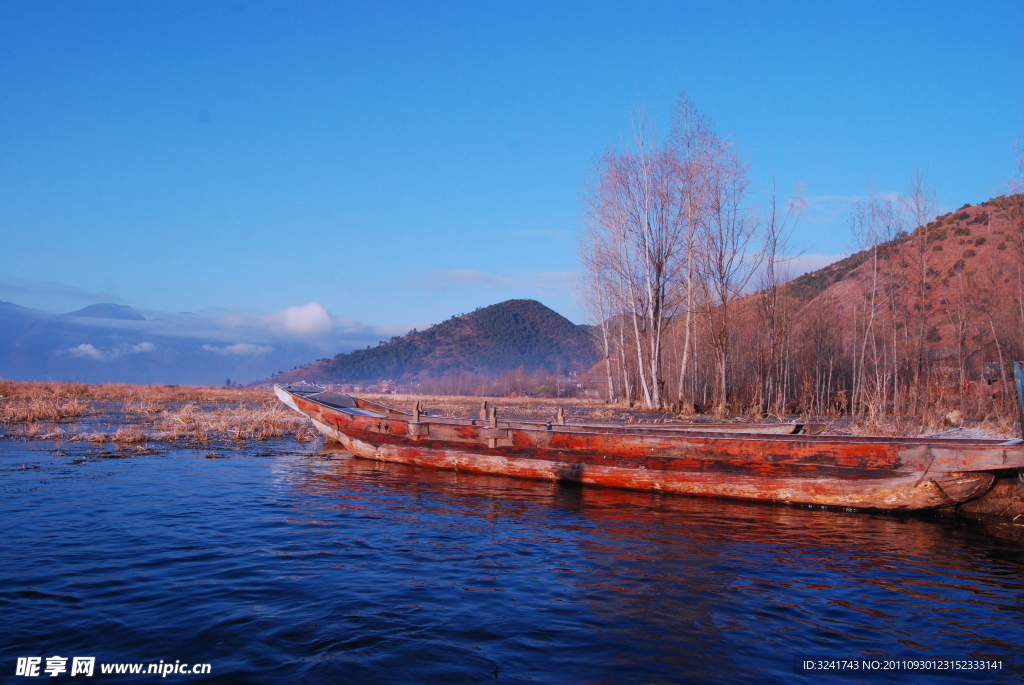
top-left (0, 300), bottom-right (399, 385)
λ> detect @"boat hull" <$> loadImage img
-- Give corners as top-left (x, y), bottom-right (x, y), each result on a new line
top-left (276, 387), bottom-right (1022, 511)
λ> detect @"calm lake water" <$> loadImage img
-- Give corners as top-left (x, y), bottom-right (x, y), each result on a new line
top-left (2, 438), bottom-right (1024, 683)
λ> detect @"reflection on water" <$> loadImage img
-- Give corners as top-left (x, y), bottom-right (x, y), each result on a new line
top-left (2, 440), bottom-right (1023, 683)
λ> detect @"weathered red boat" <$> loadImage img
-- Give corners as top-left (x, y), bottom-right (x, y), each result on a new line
top-left (275, 384), bottom-right (1024, 511)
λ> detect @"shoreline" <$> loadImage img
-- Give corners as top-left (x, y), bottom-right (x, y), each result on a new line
top-left (3, 381), bottom-right (1022, 522)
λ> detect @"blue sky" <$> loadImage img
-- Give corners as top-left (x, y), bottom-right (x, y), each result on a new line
top-left (1, 0), bottom-right (1022, 337)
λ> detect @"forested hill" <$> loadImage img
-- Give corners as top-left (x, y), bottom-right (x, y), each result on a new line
top-left (264, 299), bottom-right (599, 385)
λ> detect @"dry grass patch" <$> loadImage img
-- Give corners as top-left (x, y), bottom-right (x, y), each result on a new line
top-left (0, 381), bottom-right (310, 444)
top-left (0, 380), bottom-right (274, 406)
top-left (113, 427), bottom-right (148, 443)
top-left (81, 432), bottom-right (111, 445)
top-left (0, 396), bottom-right (89, 423)
top-left (188, 403), bottom-right (310, 441)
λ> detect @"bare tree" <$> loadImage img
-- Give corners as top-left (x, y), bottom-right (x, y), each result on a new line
top-left (696, 139), bottom-right (757, 415)
top-left (579, 112), bottom-right (690, 408)
top-left (580, 167), bottom-right (636, 404)
top-left (577, 241), bottom-right (618, 402)
top-left (756, 178), bottom-right (804, 415)
top-left (666, 94), bottom-right (714, 408)
top-left (848, 191), bottom-right (904, 418)
top-left (901, 167), bottom-right (940, 406)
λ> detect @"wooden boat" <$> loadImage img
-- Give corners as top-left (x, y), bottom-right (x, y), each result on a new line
top-left (275, 384), bottom-right (1024, 511)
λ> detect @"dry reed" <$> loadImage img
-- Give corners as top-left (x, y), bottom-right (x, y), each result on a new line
top-left (0, 381), bottom-right (308, 444)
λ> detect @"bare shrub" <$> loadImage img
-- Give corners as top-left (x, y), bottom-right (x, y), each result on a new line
top-left (161, 404), bottom-right (208, 442)
top-left (85, 432), bottom-right (111, 444)
top-left (113, 427), bottom-right (148, 443)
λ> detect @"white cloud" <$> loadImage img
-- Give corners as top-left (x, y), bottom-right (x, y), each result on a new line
top-left (67, 343), bottom-right (105, 360)
top-left (201, 343), bottom-right (273, 355)
top-left (44, 302), bottom-right (402, 358)
top-left (65, 341), bottom-right (156, 361)
top-left (173, 303), bottom-right (403, 350)
top-left (264, 302), bottom-right (333, 336)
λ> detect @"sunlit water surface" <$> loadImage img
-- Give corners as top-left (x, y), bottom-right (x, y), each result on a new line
top-left (2, 440), bottom-right (1024, 683)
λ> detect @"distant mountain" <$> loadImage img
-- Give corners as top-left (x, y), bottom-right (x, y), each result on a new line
top-left (264, 299), bottom-right (599, 385)
top-left (67, 303), bottom-right (147, 320)
top-left (0, 300), bottom-right (369, 385)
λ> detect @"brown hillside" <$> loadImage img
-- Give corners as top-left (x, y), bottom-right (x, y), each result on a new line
top-left (788, 194), bottom-right (1023, 374)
